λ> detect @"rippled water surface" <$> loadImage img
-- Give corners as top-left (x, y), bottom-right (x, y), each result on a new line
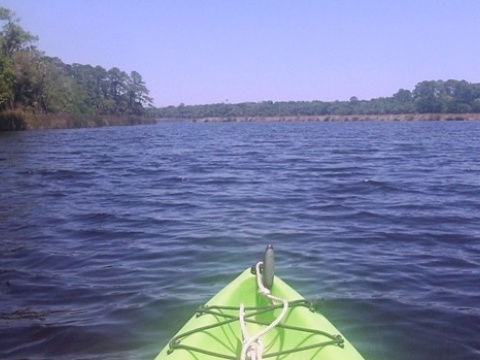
top-left (1, 121), bottom-right (480, 359)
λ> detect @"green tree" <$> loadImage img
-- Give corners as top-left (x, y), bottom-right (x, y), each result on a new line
top-left (393, 89), bottom-right (412, 103)
top-left (127, 70), bottom-right (152, 115)
top-left (107, 67), bottom-right (128, 113)
top-left (472, 98), bottom-right (480, 112)
top-left (0, 7), bottom-right (38, 56)
top-left (1, 7), bottom-right (40, 111)
top-left (443, 79), bottom-right (473, 113)
top-left (11, 49), bottom-right (48, 112)
top-left (413, 80), bottom-right (444, 113)
top-left (0, 53), bottom-right (14, 110)
top-left (0, 7), bottom-right (50, 114)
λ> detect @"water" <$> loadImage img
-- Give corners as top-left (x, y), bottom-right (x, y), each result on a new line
top-left (1, 121), bottom-right (479, 360)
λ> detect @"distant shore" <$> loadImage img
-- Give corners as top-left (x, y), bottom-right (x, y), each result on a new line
top-left (3, 112), bottom-right (480, 131)
top-left (159, 113), bottom-right (480, 123)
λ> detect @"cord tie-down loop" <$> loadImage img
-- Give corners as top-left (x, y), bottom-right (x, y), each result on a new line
top-left (240, 258), bottom-right (289, 360)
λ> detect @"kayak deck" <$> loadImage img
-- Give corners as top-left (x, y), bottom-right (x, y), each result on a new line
top-left (154, 267), bottom-right (366, 360)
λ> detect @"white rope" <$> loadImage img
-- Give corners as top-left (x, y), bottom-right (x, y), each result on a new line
top-left (239, 262), bottom-right (289, 360)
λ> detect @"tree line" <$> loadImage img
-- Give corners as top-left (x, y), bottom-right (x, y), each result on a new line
top-left (0, 7), bottom-right (152, 123)
top-left (153, 79), bottom-right (480, 120)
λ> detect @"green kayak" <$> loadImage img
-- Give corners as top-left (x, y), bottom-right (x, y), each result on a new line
top-left (154, 246), bottom-right (366, 360)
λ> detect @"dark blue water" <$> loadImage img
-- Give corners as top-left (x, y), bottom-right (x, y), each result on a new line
top-left (1, 121), bottom-right (479, 360)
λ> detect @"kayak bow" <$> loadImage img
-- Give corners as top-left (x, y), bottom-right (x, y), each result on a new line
top-left (154, 246), bottom-right (366, 360)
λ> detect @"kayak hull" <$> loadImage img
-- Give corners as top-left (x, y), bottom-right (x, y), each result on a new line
top-left (154, 267), bottom-right (365, 360)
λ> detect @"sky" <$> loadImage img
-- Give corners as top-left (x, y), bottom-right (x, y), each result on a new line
top-left (2, 0), bottom-right (480, 107)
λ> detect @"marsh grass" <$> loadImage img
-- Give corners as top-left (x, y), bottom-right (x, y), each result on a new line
top-left (187, 113), bottom-right (480, 123)
top-left (0, 110), bottom-right (29, 131)
top-left (0, 110), bottom-right (155, 131)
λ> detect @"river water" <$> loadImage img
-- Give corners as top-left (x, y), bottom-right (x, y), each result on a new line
top-left (1, 120), bottom-right (479, 360)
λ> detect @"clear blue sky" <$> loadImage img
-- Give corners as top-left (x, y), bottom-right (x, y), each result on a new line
top-left (2, 0), bottom-right (479, 107)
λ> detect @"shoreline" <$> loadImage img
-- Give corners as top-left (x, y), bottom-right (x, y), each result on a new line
top-left (159, 113), bottom-right (480, 123)
top-left (3, 112), bottom-right (480, 131)
top-left (0, 111), bottom-right (155, 131)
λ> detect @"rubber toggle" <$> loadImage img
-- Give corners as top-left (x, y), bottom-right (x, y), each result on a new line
top-left (262, 244), bottom-right (275, 289)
